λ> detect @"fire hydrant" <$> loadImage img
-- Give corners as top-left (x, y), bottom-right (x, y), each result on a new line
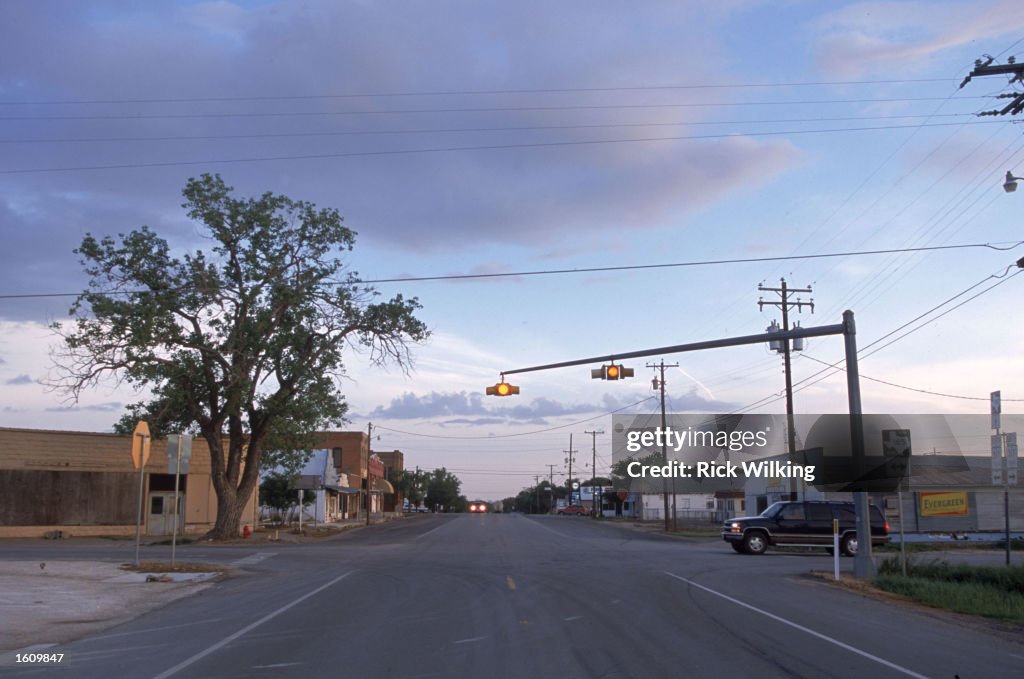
top-left (243, 525), bottom-right (251, 539)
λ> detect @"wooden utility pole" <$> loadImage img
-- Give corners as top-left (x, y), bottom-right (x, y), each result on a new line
top-left (759, 279), bottom-right (813, 501)
top-left (584, 429), bottom-right (604, 517)
top-left (647, 360), bottom-right (679, 531)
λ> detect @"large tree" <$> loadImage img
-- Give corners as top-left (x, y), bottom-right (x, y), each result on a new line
top-left (52, 174), bottom-right (428, 538)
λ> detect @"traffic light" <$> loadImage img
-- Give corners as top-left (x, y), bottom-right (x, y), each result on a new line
top-left (591, 363), bottom-right (634, 380)
top-left (486, 381), bottom-right (520, 396)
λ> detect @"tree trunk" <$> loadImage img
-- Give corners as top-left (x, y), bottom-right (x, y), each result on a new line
top-left (207, 485), bottom-right (246, 539)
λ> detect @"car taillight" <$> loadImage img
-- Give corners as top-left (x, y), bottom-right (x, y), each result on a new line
top-left (885, 520), bottom-right (890, 533)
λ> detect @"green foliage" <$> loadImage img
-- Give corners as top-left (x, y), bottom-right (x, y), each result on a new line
top-left (260, 472), bottom-right (316, 511)
top-left (52, 174), bottom-right (428, 538)
top-left (391, 468), bottom-right (428, 507)
top-left (424, 468), bottom-right (463, 512)
top-left (875, 557), bottom-right (1024, 622)
top-left (610, 451), bottom-right (662, 486)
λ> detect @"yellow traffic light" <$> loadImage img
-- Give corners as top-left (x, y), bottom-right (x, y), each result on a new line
top-left (486, 381), bottom-right (520, 396)
top-left (591, 363), bottom-right (634, 380)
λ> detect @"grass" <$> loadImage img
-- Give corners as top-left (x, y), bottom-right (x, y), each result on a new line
top-left (874, 557), bottom-right (1024, 623)
top-left (876, 538), bottom-right (1024, 553)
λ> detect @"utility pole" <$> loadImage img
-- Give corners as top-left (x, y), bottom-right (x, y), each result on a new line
top-left (565, 434), bottom-right (578, 506)
top-left (584, 429), bottom-right (604, 518)
top-left (959, 56), bottom-right (1024, 116)
top-left (759, 278), bottom-right (813, 501)
top-left (366, 422), bottom-right (374, 526)
top-left (534, 475), bottom-right (541, 514)
top-left (648, 360), bottom-right (679, 531)
top-left (546, 464), bottom-right (557, 514)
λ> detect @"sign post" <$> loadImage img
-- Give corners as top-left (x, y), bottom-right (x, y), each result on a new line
top-left (883, 429), bottom-right (911, 577)
top-left (833, 518), bottom-right (840, 581)
top-left (131, 421), bottom-right (151, 567)
top-left (167, 434), bottom-right (191, 566)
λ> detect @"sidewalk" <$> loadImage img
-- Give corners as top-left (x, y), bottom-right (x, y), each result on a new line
top-left (0, 560), bottom-right (219, 653)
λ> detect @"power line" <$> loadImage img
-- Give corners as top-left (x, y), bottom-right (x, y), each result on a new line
top-left (724, 265), bottom-right (1024, 414)
top-left (0, 121), bottom-right (1009, 176)
top-left (801, 354), bottom-right (1024, 402)
top-left (0, 113), bottom-right (980, 145)
top-left (0, 78), bottom-right (956, 106)
top-left (2, 241), bottom-right (1018, 300)
top-left (0, 98), bottom-right (994, 122)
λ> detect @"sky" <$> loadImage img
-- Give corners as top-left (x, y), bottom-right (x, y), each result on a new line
top-left (3, 0), bottom-right (1024, 501)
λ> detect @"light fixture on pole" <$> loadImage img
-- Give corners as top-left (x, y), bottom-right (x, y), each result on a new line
top-left (1003, 170), bottom-right (1024, 193)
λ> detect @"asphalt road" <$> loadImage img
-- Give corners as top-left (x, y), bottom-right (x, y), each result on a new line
top-left (2, 515), bottom-right (1022, 679)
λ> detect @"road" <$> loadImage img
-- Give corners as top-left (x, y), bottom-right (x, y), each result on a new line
top-left (2, 514), bottom-right (1021, 678)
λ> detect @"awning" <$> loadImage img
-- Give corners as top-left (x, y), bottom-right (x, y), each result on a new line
top-left (323, 485), bottom-right (361, 494)
top-left (372, 478), bottom-right (395, 493)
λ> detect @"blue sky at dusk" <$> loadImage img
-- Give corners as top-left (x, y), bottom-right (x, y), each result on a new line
top-left (3, 1), bottom-right (1024, 499)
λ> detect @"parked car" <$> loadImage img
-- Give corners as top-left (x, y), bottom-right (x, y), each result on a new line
top-left (722, 500), bottom-right (889, 556)
top-left (557, 505), bottom-right (589, 516)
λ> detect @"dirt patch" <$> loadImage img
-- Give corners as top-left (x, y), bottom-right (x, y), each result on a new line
top-left (0, 561), bottom-right (217, 652)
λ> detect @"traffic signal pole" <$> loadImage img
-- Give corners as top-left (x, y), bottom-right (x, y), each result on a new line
top-left (499, 312), bottom-right (876, 578)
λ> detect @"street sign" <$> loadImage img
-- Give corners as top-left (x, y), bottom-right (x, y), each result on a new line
top-left (992, 434), bottom-right (1003, 486)
top-left (131, 421), bottom-right (151, 470)
top-left (1007, 433), bottom-right (1018, 486)
top-left (991, 391), bottom-right (1001, 431)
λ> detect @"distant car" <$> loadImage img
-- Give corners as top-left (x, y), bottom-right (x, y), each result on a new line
top-left (468, 502), bottom-right (489, 513)
top-left (417, 507), bottom-right (430, 513)
top-left (722, 500), bottom-right (889, 556)
top-left (557, 505), bottom-right (589, 516)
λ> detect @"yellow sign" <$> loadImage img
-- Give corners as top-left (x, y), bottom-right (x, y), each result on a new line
top-left (919, 491), bottom-right (968, 517)
top-left (131, 420), bottom-right (152, 470)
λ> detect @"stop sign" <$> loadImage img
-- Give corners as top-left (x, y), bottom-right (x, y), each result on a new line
top-left (617, 490), bottom-right (627, 502)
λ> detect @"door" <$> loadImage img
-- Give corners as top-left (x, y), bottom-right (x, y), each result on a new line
top-left (146, 491), bottom-right (185, 535)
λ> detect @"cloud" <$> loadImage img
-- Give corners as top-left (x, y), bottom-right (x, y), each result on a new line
top-left (367, 388), bottom-right (734, 422)
top-left (811, 1), bottom-right (1024, 77)
top-left (4, 374), bottom-right (33, 385)
top-left (45, 401), bottom-right (122, 413)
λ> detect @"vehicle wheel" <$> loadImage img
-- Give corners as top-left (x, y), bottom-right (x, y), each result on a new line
top-left (730, 542), bottom-right (745, 553)
top-left (742, 531), bottom-right (768, 555)
top-left (840, 533), bottom-right (858, 557)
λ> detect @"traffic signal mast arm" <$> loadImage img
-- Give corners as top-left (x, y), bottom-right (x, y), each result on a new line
top-left (499, 320), bottom-right (846, 377)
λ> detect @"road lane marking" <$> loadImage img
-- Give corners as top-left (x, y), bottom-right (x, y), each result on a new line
top-left (88, 619), bottom-right (224, 642)
top-left (526, 518), bottom-right (572, 539)
top-left (453, 636), bottom-right (486, 645)
top-left (564, 616), bottom-right (582, 621)
top-left (506, 576), bottom-right (516, 591)
top-left (252, 663), bottom-right (302, 668)
top-left (414, 521), bottom-right (449, 540)
top-left (229, 552), bottom-right (277, 567)
top-left (664, 572), bottom-right (930, 679)
top-left (151, 570), bottom-right (353, 679)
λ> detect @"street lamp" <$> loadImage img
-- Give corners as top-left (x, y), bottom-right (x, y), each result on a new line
top-left (1003, 170), bottom-right (1024, 193)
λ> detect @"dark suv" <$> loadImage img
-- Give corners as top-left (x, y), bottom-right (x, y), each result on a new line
top-left (722, 500), bottom-right (889, 556)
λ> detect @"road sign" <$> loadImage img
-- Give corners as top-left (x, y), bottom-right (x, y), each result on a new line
top-left (991, 391), bottom-right (1001, 430)
top-left (167, 434), bottom-right (193, 474)
top-left (131, 421), bottom-right (151, 470)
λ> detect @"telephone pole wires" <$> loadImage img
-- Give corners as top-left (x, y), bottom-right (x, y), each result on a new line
top-left (759, 278), bottom-right (813, 500)
top-left (648, 360), bottom-right (679, 531)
